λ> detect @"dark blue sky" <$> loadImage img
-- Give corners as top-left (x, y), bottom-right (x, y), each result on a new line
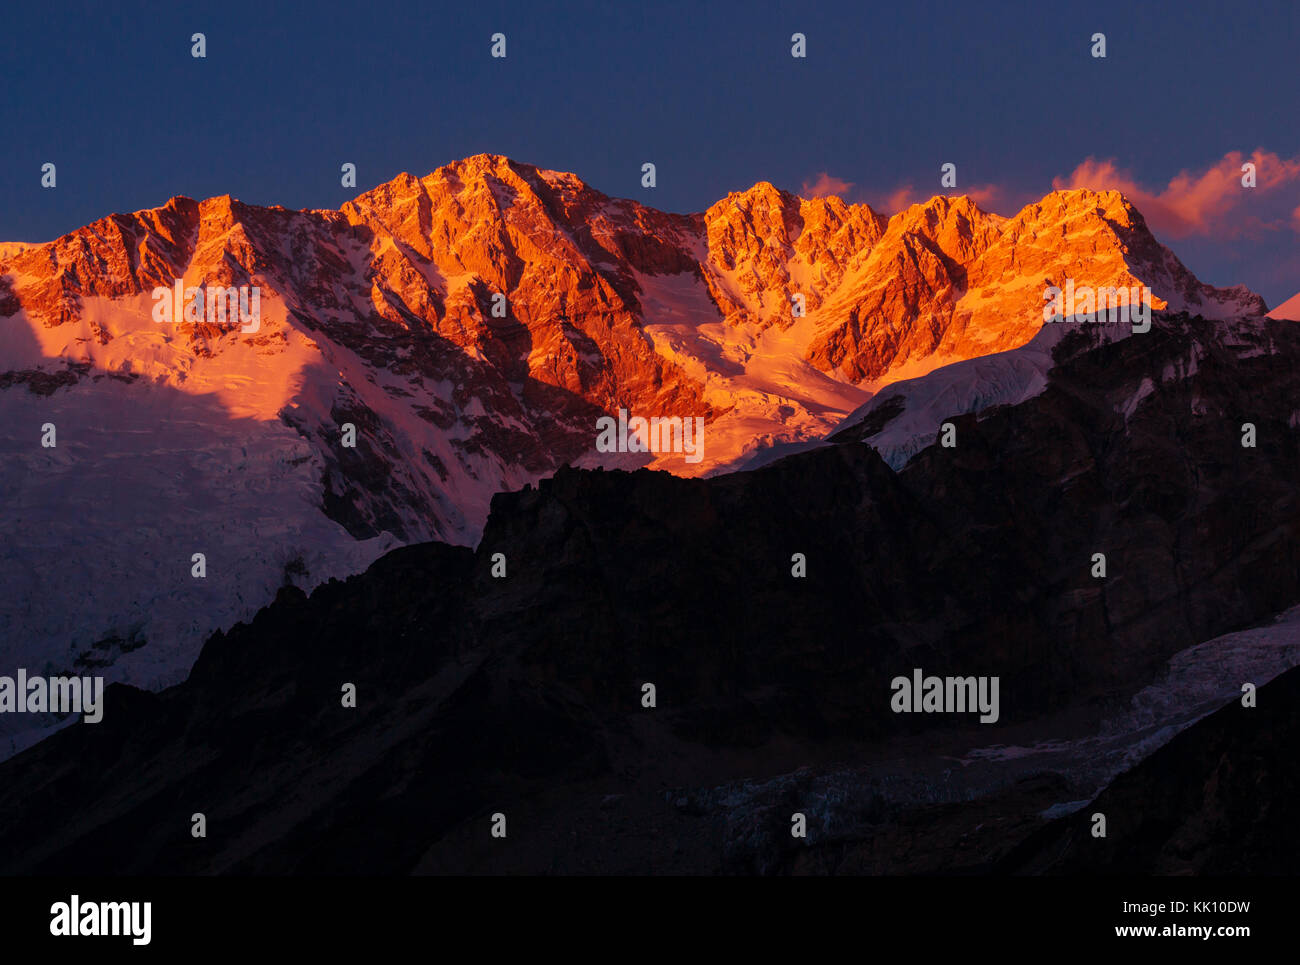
top-left (3, 0), bottom-right (1297, 303)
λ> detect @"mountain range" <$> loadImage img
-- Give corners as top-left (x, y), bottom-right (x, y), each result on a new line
top-left (0, 154), bottom-right (1283, 757)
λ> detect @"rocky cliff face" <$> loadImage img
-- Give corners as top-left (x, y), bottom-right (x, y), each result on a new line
top-left (1, 312), bottom-right (1296, 874)
top-left (806, 190), bottom-right (1265, 382)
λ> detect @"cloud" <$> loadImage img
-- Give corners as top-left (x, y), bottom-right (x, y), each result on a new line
top-left (965, 184), bottom-right (1007, 208)
top-left (1053, 150), bottom-right (1300, 239)
top-left (800, 172), bottom-right (855, 198)
top-left (873, 182), bottom-right (1011, 215)
top-left (881, 184), bottom-right (918, 212)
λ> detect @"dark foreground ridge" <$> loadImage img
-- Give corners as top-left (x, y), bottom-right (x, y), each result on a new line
top-left (2, 315), bottom-right (1299, 873)
top-left (1000, 661), bottom-right (1300, 875)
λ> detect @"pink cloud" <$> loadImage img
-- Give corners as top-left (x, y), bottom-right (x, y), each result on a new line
top-left (965, 183), bottom-right (1008, 209)
top-left (881, 184), bottom-right (918, 212)
top-left (873, 182), bottom-right (1010, 215)
top-left (1053, 149), bottom-right (1300, 239)
top-left (801, 172), bottom-right (855, 199)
